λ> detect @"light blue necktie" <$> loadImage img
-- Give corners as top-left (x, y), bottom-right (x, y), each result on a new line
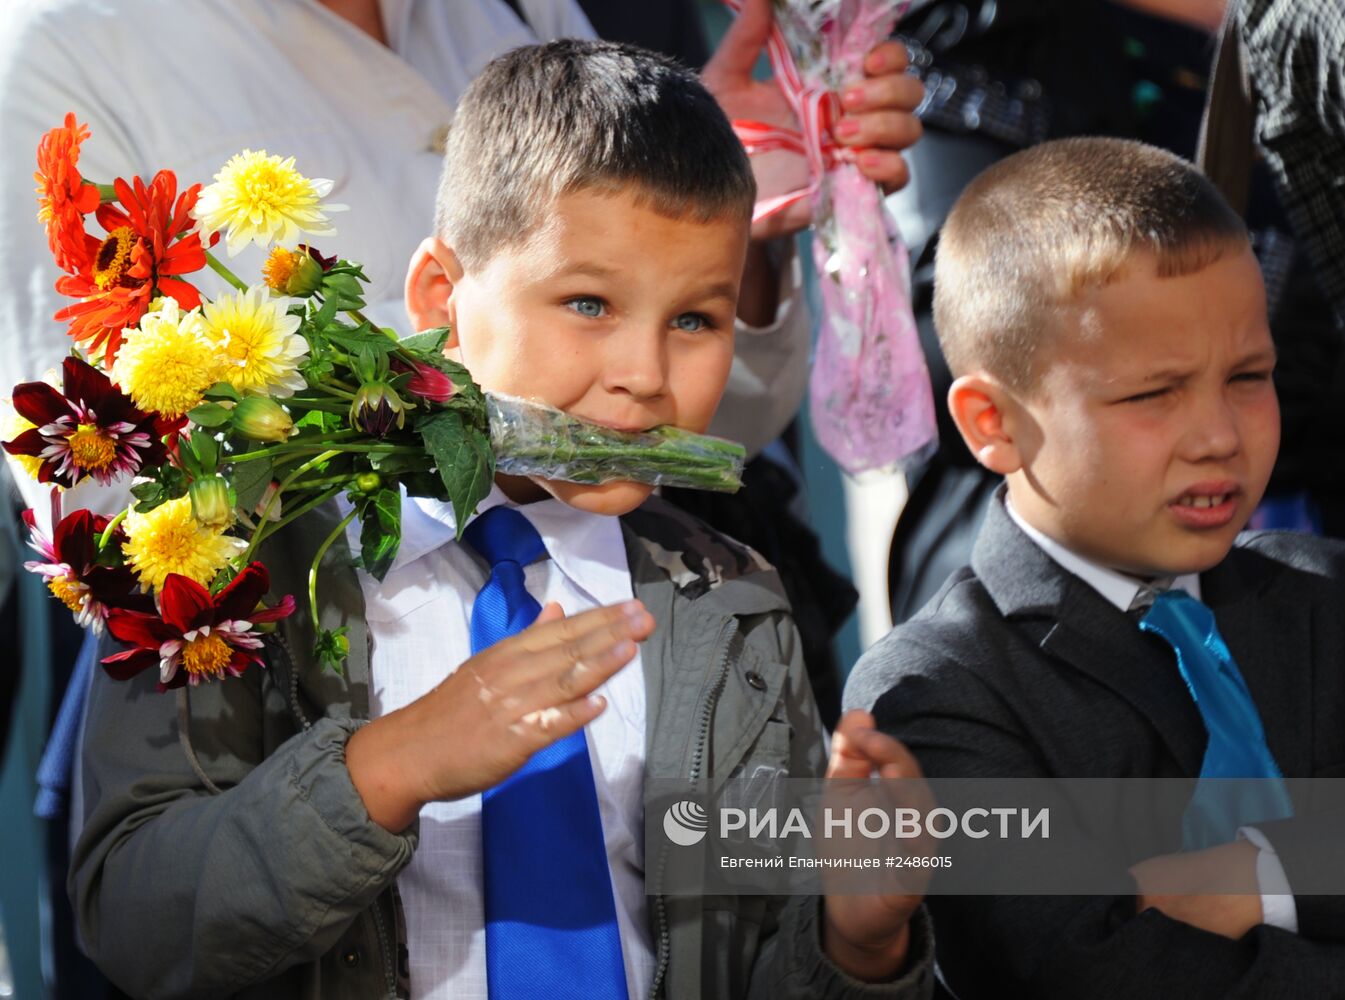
top-left (1139, 590), bottom-right (1294, 849)
top-left (463, 505), bottom-right (628, 1000)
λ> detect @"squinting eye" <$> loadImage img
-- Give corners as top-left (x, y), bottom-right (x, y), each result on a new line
top-left (566, 297), bottom-right (606, 318)
top-left (673, 313), bottom-right (709, 333)
top-left (1122, 388), bottom-right (1168, 403)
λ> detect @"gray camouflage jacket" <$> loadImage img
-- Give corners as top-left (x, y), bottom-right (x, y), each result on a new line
top-left (70, 496), bottom-right (933, 1000)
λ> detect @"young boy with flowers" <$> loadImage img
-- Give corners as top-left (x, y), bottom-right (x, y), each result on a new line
top-left (846, 137), bottom-right (1345, 998)
top-left (70, 41), bottom-right (933, 1000)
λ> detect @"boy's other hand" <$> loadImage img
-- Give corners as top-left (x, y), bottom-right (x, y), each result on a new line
top-left (346, 600), bottom-right (655, 832)
top-left (701, 0), bottom-right (924, 242)
top-left (1132, 839), bottom-right (1264, 939)
top-left (820, 710), bottom-right (930, 982)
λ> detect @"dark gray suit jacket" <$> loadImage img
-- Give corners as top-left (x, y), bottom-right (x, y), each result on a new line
top-left (846, 493), bottom-right (1345, 999)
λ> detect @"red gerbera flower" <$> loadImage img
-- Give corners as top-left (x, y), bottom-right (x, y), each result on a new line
top-left (34, 113), bottom-right (102, 274)
top-left (22, 508), bottom-right (151, 633)
top-left (53, 171), bottom-right (213, 363)
top-left (103, 563), bottom-right (296, 690)
top-left (3, 356), bottom-right (172, 488)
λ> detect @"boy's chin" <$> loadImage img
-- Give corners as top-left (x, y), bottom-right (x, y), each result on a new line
top-left (543, 479), bottom-right (656, 516)
top-left (496, 473), bottom-right (656, 516)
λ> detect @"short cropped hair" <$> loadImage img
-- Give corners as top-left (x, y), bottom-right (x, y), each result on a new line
top-left (933, 137), bottom-right (1249, 393)
top-left (436, 39), bottom-right (756, 269)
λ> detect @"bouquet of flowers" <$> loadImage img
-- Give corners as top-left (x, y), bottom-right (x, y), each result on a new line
top-left (728, 0), bottom-right (936, 475)
top-left (9, 114), bottom-right (745, 687)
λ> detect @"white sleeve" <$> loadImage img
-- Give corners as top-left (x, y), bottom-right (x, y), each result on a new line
top-left (707, 246), bottom-right (811, 459)
top-left (1238, 825), bottom-right (1299, 934)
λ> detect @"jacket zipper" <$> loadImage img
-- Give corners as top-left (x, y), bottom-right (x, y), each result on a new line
top-left (271, 630), bottom-right (312, 731)
top-left (371, 896), bottom-right (398, 998)
top-left (273, 629), bottom-right (398, 996)
top-left (647, 618), bottom-right (738, 1000)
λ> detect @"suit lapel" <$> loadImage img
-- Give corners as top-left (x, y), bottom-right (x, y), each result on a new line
top-left (972, 494), bottom-right (1206, 774)
top-left (1202, 545), bottom-right (1314, 777)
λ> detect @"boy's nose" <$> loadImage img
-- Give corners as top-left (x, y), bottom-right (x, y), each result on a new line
top-left (602, 325), bottom-right (668, 400)
top-left (1184, 395), bottom-right (1242, 462)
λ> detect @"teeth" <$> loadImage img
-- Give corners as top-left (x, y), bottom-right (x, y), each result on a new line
top-left (1177, 493), bottom-right (1231, 509)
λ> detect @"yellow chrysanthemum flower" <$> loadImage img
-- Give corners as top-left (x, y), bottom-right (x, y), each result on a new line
top-left (122, 496), bottom-right (246, 593)
top-left (111, 298), bottom-right (220, 418)
top-left (202, 285), bottom-right (308, 397)
top-left (0, 397), bottom-right (43, 480)
top-left (193, 150), bottom-right (346, 257)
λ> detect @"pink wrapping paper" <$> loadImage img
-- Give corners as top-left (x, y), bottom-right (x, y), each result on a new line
top-left (729, 0), bottom-right (937, 475)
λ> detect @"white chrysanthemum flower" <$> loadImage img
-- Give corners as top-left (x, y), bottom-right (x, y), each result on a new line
top-left (192, 150), bottom-right (346, 257)
top-left (201, 285), bottom-right (308, 397)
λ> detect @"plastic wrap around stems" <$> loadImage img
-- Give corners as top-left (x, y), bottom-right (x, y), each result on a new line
top-left (761, 0), bottom-right (937, 475)
top-left (487, 393), bottom-right (746, 492)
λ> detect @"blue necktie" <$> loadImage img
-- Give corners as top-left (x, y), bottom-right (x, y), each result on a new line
top-left (1139, 590), bottom-right (1294, 849)
top-left (463, 505), bottom-right (628, 1000)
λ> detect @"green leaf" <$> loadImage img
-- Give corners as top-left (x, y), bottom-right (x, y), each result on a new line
top-left (230, 454), bottom-right (274, 513)
top-left (130, 465), bottom-right (188, 512)
top-left (417, 410), bottom-right (494, 534)
top-left (327, 325), bottom-right (397, 356)
top-left (190, 429), bottom-right (220, 472)
top-left (313, 626), bottom-right (349, 675)
top-left (187, 401), bottom-right (232, 428)
top-left (202, 382), bottom-right (241, 403)
top-left (398, 327), bottom-right (451, 357)
top-left (357, 487), bottom-right (402, 581)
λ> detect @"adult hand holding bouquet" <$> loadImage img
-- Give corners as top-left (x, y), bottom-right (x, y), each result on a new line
top-left (9, 115), bottom-right (746, 685)
top-left (708, 0), bottom-right (938, 475)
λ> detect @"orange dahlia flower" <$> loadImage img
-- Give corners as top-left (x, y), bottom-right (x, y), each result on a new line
top-left (34, 113), bottom-right (101, 274)
top-left (53, 172), bottom-right (212, 364)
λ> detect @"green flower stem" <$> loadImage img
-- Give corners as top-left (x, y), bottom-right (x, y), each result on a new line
top-left (92, 181), bottom-right (118, 202)
top-left (309, 507), bottom-right (358, 633)
top-left (97, 508), bottom-right (129, 550)
top-left (281, 473), bottom-right (358, 492)
top-left (243, 449), bottom-right (341, 564)
top-left (204, 249), bottom-right (249, 293)
top-left (245, 484), bottom-right (345, 554)
top-left (227, 431), bottom-right (363, 463)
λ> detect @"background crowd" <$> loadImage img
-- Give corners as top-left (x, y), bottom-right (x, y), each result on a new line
top-left (0, 0), bottom-right (1342, 996)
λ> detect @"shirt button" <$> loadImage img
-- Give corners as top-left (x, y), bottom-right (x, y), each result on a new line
top-left (745, 670), bottom-right (767, 691)
top-left (341, 948), bottom-right (361, 968)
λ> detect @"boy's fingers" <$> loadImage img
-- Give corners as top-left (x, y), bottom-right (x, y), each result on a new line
top-left (511, 599), bottom-right (653, 657)
top-left (513, 693), bottom-right (609, 751)
top-left (514, 633), bottom-right (640, 716)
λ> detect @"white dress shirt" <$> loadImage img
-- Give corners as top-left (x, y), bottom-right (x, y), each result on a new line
top-left (344, 486), bottom-right (652, 999)
top-left (0, 0), bottom-right (810, 529)
top-left (1004, 498), bottom-right (1298, 933)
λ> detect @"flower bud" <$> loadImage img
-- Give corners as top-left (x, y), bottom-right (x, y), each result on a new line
top-left (395, 358), bottom-right (457, 404)
top-left (261, 246), bottom-right (324, 297)
top-left (354, 472), bottom-right (381, 494)
top-left (188, 475), bottom-right (233, 531)
top-left (232, 396), bottom-right (293, 442)
top-left (349, 382), bottom-right (410, 438)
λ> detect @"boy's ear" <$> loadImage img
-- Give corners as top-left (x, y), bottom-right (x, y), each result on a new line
top-left (404, 237), bottom-right (465, 342)
top-left (947, 373), bottom-right (1026, 475)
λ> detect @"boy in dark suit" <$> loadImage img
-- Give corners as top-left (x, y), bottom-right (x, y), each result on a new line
top-left (846, 136), bottom-right (1345, 999)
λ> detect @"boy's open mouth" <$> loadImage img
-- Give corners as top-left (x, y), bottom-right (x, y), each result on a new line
top-left (1167, 483), bottom-right (1240, 528)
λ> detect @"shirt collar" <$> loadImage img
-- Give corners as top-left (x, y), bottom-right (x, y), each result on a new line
top-left (1004, 496), bottom-right (1200, 611)
top-left (396, 485), bottom-right (633, 608)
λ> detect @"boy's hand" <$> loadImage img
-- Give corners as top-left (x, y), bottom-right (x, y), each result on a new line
top-left (701, 0), bottom-right (925, 241)
top-left (347, 600), bottom-right (655, 832)
top-left (820, 710), bottom-right (930, 981)
top-left (1132, 839), bottom-right (1264, 939)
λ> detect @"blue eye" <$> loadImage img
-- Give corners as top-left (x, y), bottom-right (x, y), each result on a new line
top-left (673, 313), bottom-right (709, 333)
top-left (566, 297), bottom-right (606, 318)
